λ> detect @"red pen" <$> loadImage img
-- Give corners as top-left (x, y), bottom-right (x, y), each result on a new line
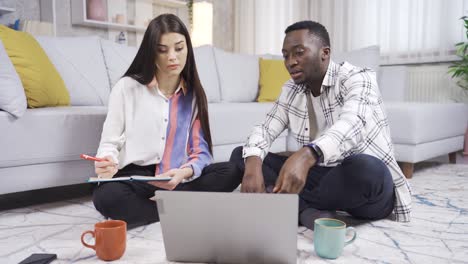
top-left (80, 154), bottom-right (106, 162)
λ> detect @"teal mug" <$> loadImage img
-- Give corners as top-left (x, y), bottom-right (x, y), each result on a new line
top-left (314, 218), bottom-right (357, 259)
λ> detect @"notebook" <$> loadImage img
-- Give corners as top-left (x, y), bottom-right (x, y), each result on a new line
top-left (87, 175), bottom-right (171, 183)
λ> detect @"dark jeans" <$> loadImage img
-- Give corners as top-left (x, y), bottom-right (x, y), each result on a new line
top-left (93, 162), bottom-right (242, 228)
top-left (230, 146), bottom-right (395, 220)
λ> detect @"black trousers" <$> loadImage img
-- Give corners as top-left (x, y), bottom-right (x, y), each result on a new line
top-left (93, 162), bottom-right (242, 228)
top-left (230, 146), bottom-right (395, 220)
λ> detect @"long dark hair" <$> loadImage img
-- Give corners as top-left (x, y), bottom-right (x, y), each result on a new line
top-left (124, 14), bottom-right (212, 154)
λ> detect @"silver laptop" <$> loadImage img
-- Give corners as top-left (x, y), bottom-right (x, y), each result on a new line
top-left (155, 191), bottom-right (298, 264)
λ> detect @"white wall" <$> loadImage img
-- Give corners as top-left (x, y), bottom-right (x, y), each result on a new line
top-left (0, 0), bottom-right (235, 51)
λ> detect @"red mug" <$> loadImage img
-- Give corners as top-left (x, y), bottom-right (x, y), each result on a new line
top-left (81, 220), bottom-right (127, 261)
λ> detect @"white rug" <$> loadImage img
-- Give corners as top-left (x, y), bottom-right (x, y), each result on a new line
top-left (1, 163), bottom-right (467, 263)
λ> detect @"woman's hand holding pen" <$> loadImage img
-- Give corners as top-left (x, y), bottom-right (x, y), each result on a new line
top-left (150, 167), bottom-right (193, 190)
top-left (94, 156), bottom-right (118, 179)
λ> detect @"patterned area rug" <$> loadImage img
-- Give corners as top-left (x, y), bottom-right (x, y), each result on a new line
top-left (1, 163), bottom-right (467, 263)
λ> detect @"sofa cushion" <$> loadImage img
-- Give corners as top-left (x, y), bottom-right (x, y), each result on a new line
top-left (378, 66), bottom-right (407, 102)
top-left (260, 53), bottom-right (283, 60)
top-left (0, 26), bottom-right (70, 108)
top-left (100, 39), bottom-right (138, 88)
top-left (386, 102), bottom-right (468, 144)
top-left (0, 106), bottom-right (106, 167)
top-left (213, 48), bottom-right (259, 102)
top-left (332, 45), bottom-right (380, 73)
top-left (0, 39), bottom-right (26, 118)
top-left (194, 45), bottom-right (221, 103)
top-left (36, 36), bottom-right (110, 106)
top-left (209, 102), bottom-right (287, 146)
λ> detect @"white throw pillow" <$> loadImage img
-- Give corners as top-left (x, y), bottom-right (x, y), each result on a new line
top-left (35, 36), bottom-right (111, 106)
top-left (332, 45), bottom-right (380, 73)
top-left (0, 39), bottom-right (27, 117)
top-left (213, 48), bottom-right (259, 102)
top-left (100, 39), bottom-right (137, 89)
top-left (259, 53), bottom-right (283, 60)
top-left (194, 45), bottom-right (221, 103)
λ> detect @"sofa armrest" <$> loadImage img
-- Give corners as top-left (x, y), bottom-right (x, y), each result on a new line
top-left (378, 66), bottom-right (408, 102)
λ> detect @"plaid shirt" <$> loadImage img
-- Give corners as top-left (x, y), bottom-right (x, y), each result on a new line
top-left (243, 61), bottom-right (412, 222)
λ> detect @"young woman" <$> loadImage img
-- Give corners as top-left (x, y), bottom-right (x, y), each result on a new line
top-left (92, 14), bottom-right (241, 228)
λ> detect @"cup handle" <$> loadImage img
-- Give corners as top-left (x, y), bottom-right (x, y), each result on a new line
top-left (81, 230), bottom-right (96, 250)
top-left (344, 227), bottom-right (357, 246)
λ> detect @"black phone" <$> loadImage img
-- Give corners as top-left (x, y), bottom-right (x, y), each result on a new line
top-left (18, 253), bottom-right (57, 264)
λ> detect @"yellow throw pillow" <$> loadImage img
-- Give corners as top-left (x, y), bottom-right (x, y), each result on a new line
top-left (257, 58), bottom-right (290, 102)
top-left (0, 25), bottom-right (69, 108)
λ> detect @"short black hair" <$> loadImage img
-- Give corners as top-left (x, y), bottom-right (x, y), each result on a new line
top-left (285, 21), bottom-right (330, 47)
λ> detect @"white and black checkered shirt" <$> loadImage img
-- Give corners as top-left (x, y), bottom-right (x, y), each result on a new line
top-left (243, 61), bottom-right (412, 222)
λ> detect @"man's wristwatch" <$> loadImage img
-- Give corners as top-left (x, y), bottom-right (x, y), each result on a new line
top-left (305, 143), bottom-right (323, 163)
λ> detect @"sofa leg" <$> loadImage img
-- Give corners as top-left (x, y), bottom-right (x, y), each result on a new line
top-left (449, 152), bottom-right (457, 164)
top-left (400, 162), bottom-right (414, 179)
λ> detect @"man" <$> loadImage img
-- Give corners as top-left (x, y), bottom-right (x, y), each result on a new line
top-left (230, 21), bottom-right (412, 229)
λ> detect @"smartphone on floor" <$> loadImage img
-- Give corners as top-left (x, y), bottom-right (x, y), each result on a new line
top-left (18, 253), bottom-right (57, 264)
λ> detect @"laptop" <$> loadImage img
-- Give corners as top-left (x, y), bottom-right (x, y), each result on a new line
top-left (155, 191), bottom-right (298, 264)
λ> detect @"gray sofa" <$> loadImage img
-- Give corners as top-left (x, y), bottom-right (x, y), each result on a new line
top-left (1, 37), bottom-right (466, 195)
top-left (379, 67), bottom-right (468, 177)
top-left (0, 37), bottom-right (287, 195)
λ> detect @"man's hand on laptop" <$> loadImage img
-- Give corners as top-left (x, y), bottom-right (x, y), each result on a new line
top-left (241, 156), bottom-right (266, 193)
top-left (273, 147), bottom-right (316, 194)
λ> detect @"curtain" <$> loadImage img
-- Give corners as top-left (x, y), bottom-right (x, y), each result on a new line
top-left (234, 0), bottom-right (309, 55)
top-left (235, 0), bottom-right (466, 64)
